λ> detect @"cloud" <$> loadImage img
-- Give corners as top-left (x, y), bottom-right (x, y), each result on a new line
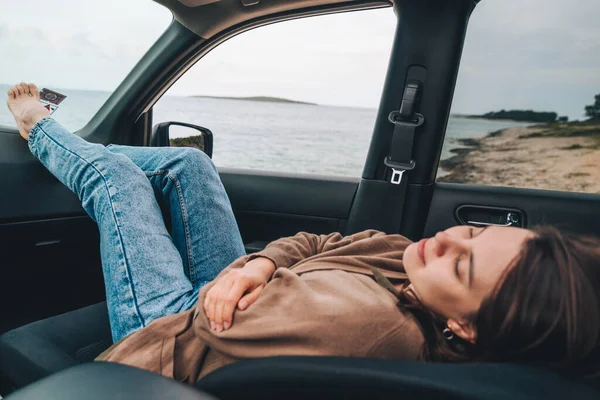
top-left (0, 0), bottom-right (172, 90)
top-left (0, 0), bottom-right (598, 119)
top-left (452, 0), bottom-right (600, 119)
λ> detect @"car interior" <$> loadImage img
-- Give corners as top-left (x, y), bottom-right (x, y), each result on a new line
top-left (1, 0), bottom-right (599, 399)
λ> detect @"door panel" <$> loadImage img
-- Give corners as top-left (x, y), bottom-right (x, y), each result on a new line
top-left (0, 129), bottom-right (105, 333)
top-left (220, 168), bottom-right (359, 245)
top-left (425, 183), bottom-right (600, 238)
top-left (0, 216), bottom-right (104, 334)
top-left (0, 131), bottom-right (85, 221)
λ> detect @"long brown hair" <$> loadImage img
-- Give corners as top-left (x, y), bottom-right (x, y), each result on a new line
top-left (398, 226), bottom-right (600, 377)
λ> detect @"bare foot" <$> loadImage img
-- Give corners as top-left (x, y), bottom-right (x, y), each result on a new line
top-left (6, 82), bottom-right (51, 141)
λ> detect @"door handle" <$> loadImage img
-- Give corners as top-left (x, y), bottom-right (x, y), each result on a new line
top-left (456, 205), bottom-right (525, 228)
top-left (468, 212), bottom-right (521, 227)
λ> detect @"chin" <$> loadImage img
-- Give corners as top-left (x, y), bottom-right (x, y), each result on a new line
top-left (403, 243), bottom-right (418, 276)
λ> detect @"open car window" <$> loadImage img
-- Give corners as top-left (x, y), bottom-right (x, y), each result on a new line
top-left (442, 0), bottom-right (600, 194)
top-left (153, 9), bottom-right (396, 178)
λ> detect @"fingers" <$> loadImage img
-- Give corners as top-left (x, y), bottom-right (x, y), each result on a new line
top-left (218, 280), bottom-right (250, 331)
top-left (213, 271), bottom-right (249, 331)
top-left (212, 282), bottom-right (233, 333)
top-left (203, 291), bottom-right (215, 330)
top-left (204, 284), bottom-right (219, 330)
top-left (203, 269), bottom-right (261, 333)
top-left (238, 285), bottom-right (263, 310)
top-left (204, 277), bottom-right (233, 331)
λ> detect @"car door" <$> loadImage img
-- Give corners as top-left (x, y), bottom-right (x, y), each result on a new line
top-left (423, 0), bottom-right (600, 238)
top-left (0, 0), bottom-right (395, 335)
top-left (2, 0), bottom-right (597, 340)
top-left (0, 127), bottom-right (105, 333)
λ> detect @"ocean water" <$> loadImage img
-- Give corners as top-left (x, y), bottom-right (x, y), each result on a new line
top-left (0, 86), bottom-right (532, 178)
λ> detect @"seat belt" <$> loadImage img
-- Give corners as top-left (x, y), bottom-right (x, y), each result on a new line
top-left (382, 80), bottom-right (424, 233)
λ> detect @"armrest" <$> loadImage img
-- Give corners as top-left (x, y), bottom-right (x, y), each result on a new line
top-left (197, 356), bottom-right (600, 400)
top-left (5, 362), bottom-right (218, 400)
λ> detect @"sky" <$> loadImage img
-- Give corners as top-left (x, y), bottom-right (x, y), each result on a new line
top-left (0, 0), bottom-right (599, 120)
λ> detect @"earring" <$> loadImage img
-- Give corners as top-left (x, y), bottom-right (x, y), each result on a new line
top-left (443, 327), bottom-right (455, 341)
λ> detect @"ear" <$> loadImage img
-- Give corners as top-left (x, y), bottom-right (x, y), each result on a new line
top-left (447, 319), bottom-right (477, 343)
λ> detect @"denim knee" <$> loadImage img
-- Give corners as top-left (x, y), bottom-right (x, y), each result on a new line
top-left (173, 148), bottom-right (218, 177)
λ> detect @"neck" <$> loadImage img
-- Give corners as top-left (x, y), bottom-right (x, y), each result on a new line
top-left (395, 282), bottom-right (419, 302)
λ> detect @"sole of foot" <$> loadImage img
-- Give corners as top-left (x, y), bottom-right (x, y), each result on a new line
top-left (6, 82), bottom-right (51, 141)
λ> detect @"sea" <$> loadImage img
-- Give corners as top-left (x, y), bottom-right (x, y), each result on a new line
top-left (0, 86), bottom-right (532, 178)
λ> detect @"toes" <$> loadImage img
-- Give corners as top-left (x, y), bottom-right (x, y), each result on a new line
top-left (28, 83), bottom-right (39, 98)
top-left (19, 82), bottom-right (30, 95)
top-left (8, 83), bottom-right (37, 98)
top-left (17, 83), bottom-right (27, 96)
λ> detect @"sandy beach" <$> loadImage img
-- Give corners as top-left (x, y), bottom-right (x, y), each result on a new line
top-left (438, 121), bottom-right (600, 194)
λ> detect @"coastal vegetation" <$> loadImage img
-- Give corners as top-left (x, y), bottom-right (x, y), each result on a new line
top-left (585, 93), bottom-right (600, 120)
top-left (170, 135), bottom-right (205, 152)
top-left (470, 109), bottom-right (559, 123)
top-left (466, 92), bottom-right (599, 123)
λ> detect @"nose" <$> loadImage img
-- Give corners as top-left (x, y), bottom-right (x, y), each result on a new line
top-left (433, 232), bottom-right (447, 256)
top-left (433, 231), bottom-right (470, 257)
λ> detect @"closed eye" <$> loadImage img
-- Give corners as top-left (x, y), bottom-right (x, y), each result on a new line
top-left (455, 255), bottom-right (461, 279)
top-left (455, 228), bottom-right (474, 281)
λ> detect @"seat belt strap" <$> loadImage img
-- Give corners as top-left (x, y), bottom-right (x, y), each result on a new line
top-left (381, 80), bottom-right (424, 234)
top-left (384, 80), bottom-right (424, 185)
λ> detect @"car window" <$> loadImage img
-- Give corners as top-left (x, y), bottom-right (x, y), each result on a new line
top-left (442, 0), bottom-right (600, 194)
top-left (153, 9), bottom-right (395, 178)
top-left (0, 0), bottom-right (172, 132)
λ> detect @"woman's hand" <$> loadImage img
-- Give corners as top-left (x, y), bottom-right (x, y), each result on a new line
top-left (204, 257), bottom-right (276, 332)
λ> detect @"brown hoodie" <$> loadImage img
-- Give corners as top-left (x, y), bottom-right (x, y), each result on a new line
top-left (97, 230), bottom-right (425, 384)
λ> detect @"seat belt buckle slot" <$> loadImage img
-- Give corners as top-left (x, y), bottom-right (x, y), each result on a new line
top-left (390, 169), bottom-right (405, 185)
top-left (384, 157), bottom-right (415, 185)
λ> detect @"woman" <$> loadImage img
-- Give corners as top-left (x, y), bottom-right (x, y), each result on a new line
top-left (6, 82), bottom-right (600, 384)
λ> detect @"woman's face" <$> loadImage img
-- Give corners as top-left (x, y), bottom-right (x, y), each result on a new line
top-left (403, 225), bottom-right (534, 340)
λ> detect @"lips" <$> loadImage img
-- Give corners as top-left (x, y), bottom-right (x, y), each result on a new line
top-left (417, 238), bottom-right (428, 264)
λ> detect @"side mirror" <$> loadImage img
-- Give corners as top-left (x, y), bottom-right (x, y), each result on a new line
top-left (151, 122), bottom-right (214, 159)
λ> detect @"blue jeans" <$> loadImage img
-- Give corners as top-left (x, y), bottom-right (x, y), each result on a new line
top-left (28, 118), bottom-right (246, 342)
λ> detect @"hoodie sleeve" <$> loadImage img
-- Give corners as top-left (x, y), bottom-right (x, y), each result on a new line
top-left (246, 230), bottom-right (388, 270)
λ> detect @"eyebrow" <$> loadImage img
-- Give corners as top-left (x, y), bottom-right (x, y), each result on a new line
top-left (469, 226), bottom-right (489, 288)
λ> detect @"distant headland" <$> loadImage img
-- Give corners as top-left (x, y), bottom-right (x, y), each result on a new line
top-left (461, 109), bottom-right (567, 123)
top-left (192, 95), bottom-right (317, 106)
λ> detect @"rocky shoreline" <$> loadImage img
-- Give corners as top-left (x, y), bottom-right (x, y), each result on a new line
top-left (438, 122), bottom-right (600, 193)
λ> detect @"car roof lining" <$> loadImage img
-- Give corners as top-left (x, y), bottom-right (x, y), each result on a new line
top-left (154, 0), bottom-right (394, 38)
